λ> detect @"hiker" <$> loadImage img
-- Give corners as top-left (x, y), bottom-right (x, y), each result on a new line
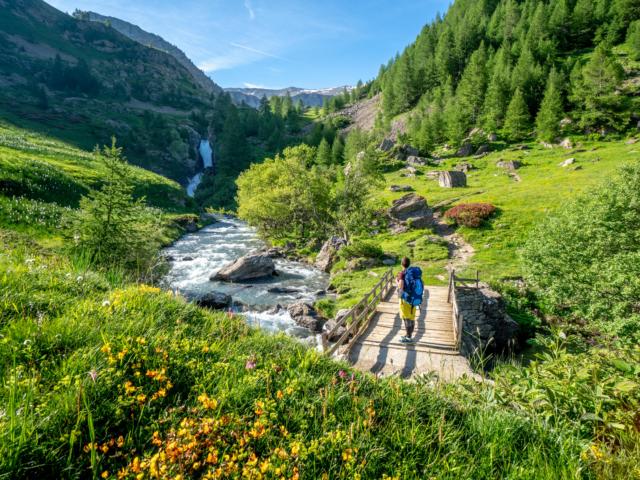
top-left (397, 257), bottom-right (424, 344)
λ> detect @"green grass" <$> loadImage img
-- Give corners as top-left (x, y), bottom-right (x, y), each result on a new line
top-left (0, 121), bottom-right (190, 211)
top-left (1, 231), bottom-right (615, 479)
top-left (378, 139), bottom-right (639, 280)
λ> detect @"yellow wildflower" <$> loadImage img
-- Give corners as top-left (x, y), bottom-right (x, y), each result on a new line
top-left (101, 472), bottom-right (109, 479)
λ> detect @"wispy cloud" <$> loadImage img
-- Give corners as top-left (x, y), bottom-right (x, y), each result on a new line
top-left (229, 42), bottom-right (288, 61)
top-left (243, 82), bottom-right (267, 88)
top-left (244, 0), bottom-right (255, 20)
top-left (198, 42), bottom-right (287, 72)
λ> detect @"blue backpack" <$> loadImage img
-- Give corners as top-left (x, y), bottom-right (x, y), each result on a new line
top-left (402, 266), bottom-right (424, 307)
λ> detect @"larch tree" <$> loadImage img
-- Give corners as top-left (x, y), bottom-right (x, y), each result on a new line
top-left (502, 88), bottom-right (531, 141)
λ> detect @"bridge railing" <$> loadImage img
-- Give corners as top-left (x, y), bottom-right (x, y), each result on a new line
top-left (447, 269), bottom-right (480, 348)
top-left (322, 268), bottom-right (394, 356)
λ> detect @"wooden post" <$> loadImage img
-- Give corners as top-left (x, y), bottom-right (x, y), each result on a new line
top-left (476, 270), bottom-right (479, 288)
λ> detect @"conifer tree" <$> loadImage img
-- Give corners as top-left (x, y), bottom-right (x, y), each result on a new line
top-left (482, 48), bottom-right (511, 133)
top-left (331, 135), bottom-right (345, 164)
top-left (549, 0), bottom-right (570, 49)
top-left (455, 44), bottom-right (488, 128)
top-left (536, 69), bottom-right (564, 142)
top-left (316, 138), bottom-right (332, 166)
top-left (571, 44), bottom-right (627, 132)
top-left (502, 88), bottom-right (530, 141)
top-left (628, 20), bottom-right (640, 61)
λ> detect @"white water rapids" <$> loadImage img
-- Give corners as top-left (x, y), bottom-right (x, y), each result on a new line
top-left (186, 139), bottom-right (213, 197)
top-left (161, 216), bottom-right (330, 345)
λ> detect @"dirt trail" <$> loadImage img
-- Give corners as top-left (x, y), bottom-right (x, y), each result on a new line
top-left (432, 212), bottom-right (475, 273)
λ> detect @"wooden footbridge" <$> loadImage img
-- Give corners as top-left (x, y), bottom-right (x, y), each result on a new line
top-left (322, 269), bottom-right (473, 380)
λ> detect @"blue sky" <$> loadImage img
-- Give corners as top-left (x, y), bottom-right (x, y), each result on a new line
top-left (46, 0), bottom-right (450, 89)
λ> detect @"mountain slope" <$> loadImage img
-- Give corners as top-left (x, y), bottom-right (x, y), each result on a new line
top-left (369, 0), bottom-right (640, 152)
top-left (74, 10), bottom-right (222, 96)
top-left (0, 0), bottom-right (215, 181)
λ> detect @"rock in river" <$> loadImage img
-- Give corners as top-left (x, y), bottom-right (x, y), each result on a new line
top-left (210, 253), bottom-right (276, 282)
top-left (197, 291), bottom-right (232, 310)
top-left (287, 302), bottom-right (324, 332)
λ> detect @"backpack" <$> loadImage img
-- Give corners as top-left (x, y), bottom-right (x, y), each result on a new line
top-left (401, 266), bottom-right (424, 307)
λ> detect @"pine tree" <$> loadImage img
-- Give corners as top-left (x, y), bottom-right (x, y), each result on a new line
top-left (536, 69), bottom-right (564, 142)
top-left (502, 88), bottom-right (531, 141)
top-left (571, 44), bottom-right (627, 132)
top-left (549, 0), bottom-right (570, 49)
top-left (628, 20), bottom-right (640, 61)
top-left (331, 135), bottom-right (345, 164)
top-left (572, 0), bottom-right (596, 47)
top-left (455, 44), bottom-right (488, 128)
top-left (316, 138), bottom-right (332, 166)
top-left (482, 48), bottom-right (511, 133)
top-left (511, 47), bottom-right (544, 112)
top-left (74, 138), bottom-right (162, 271)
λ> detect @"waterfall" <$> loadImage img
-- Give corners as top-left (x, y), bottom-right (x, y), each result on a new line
top-left (186, 139), bottom-right (213, 198)
top-left (199, 139), bottom-right (213, 168)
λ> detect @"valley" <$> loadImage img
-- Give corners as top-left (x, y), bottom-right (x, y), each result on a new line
top-left (1, 0), bottom-right (640, 478)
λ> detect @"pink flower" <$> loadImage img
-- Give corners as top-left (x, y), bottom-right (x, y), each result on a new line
top-left (338, 370), bottom-right (347, 379)
top-left (88, 369), bottom-right (98, 383)
top-left (245, 360), bottom-right (256, 370)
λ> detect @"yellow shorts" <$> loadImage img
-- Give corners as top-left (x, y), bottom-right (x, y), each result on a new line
top-left (399, 299), bottom-right (416, 321)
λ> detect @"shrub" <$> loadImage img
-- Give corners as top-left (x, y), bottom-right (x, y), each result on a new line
top-left (339, 239), bottom-right (384, 260)
top-left (521, 163), bottom-right (640, 343)
top-left (444, 203), bottom-right (496, 227)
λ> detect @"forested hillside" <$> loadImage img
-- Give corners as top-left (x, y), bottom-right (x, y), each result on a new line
top-left (370, 0), bottom-right (640, 151)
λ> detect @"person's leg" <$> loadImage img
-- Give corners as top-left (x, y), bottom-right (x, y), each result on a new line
top-left (406, 319), bottom-right (415, 338)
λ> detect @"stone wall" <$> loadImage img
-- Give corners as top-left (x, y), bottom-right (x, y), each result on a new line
top-left (453, 283), bottom-right (519, 359)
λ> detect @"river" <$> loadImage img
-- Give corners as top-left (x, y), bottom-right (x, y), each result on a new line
top-left (161, 216), bottom-right (330, 345)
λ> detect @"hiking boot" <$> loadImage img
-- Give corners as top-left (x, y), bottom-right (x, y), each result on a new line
top-left (400, 336), bottom-right (411, 344)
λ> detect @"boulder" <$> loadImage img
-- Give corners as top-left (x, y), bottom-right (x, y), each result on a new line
top-left (389, 184), bottom-right (414, 192)
top-left (496, 160), bottom-right (521, 170)
top-left (382, 256), bottom-right (397, 266)
top-left (267, 287), bottom-right (300, 294)
top-left (454, 162), bottom-right (475, 173)
top-left (406, 155), bottom-right (428, 166)
top-left (287, 302), bottom-right (324, 332)
top-left (456, 142), bottom-right (473, 157)
top-left (323, 308), bottom-right (351, 342)
top-left (346, 257), bottom-right (380, 272)
top-left (197, 291), bottom-right (232, 310)
top-left (475, 144), bottom-right (490, 156)
top-left (438, 171), bottom-right (467, 188)
top-left (405, 166), bottom-right (418, 175)
top-left (388, 193), bottom-right (433, 229)
top-left (401, 144), bottom-right (420, 157)
top-left (625, 138), bottom-right (638, 145)
top-left (425, 170), bottom-right (441, 179)
top-left (259, 247), bottom-right (285, 258)
top-left (559, 158), bottom-right (576, 167)
top-left (378, 138), bottom-right (395, 152)
top-left (315, 236), bottom-right (347, 273)
top-left (211, 253), bottom-right (276, 282)
top-left (322, 319), bottom-right (347, 342)
top-left (559, 138), bottom-right (573, 149)
top-left (559, 118), bottom-right (573, 128)
top-left (487, 132), bottom-right (498, 142)
top-left (541, 141), bottom-right (554, 149)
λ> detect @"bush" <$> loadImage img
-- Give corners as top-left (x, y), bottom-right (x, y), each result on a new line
top-left (339, 239), bottom-right (384, 260)
top-left (521, 163), bottom-right (640, 343)
top-left (444, 203), bottom-right (496, 227)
